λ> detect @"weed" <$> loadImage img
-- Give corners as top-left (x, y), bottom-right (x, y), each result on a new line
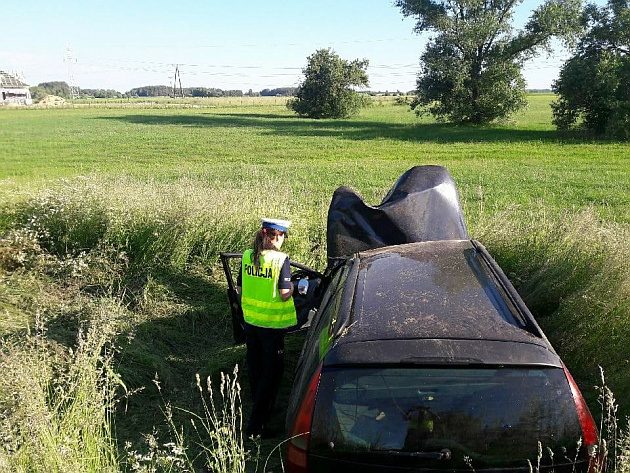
top-left (138, 366), bottom-right (247, 472)
top-left (190, 367), bottom-right (246, 472)
top-left (0, 300), bottom-right (125, 472)
top-left (596, 367), bottom-right (630, 473)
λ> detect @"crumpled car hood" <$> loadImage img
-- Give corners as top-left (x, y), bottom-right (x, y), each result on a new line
top-left (326, 165), bottom-right (469, 260)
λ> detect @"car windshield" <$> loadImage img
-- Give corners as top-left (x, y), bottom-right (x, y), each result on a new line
top-left (310, 367), bottom-right (584, 470)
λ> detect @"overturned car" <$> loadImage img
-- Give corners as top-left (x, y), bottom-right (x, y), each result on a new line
top-left (221, 165), bottom-right (599, 473)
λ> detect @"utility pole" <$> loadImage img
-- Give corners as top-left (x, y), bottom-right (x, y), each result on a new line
top-left (64, 47), bottom-right (80, 99)
top-left (172, 64), bottom-right (184, 98)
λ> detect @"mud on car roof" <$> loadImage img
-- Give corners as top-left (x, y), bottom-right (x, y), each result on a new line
top-left (325, 239), bottom-right (562, 368)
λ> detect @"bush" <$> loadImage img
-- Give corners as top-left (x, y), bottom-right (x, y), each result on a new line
top-left (288, 49), bottom-right (370, 119)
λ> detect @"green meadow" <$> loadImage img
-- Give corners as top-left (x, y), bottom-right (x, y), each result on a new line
top-left (2, 96), bottom-right (628, 228)
top-left (0, 95), bottom-right (628, 471)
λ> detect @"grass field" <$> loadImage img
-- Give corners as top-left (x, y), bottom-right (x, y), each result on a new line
top-left (2, 96), bottom-right (628, 225)
top-left (0, 95), bottom-right (629, 471)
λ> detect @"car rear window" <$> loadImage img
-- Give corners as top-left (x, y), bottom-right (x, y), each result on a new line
top-left (310, 367), bottom-right (585, 470)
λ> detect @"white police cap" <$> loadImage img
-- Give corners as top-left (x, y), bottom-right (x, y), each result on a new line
top-left (261, 218), bottom-right (291, 233)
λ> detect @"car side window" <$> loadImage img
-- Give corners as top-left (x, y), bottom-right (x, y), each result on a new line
top-left (296, 263), bottom-right (348, 360)
top-left (288, 263), bottom-right (350, 421)
top-left (318, 269), bottom-right (349, 358)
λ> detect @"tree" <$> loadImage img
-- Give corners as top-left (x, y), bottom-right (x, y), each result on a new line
top-left (288, 49), bottom-right (370, 119)
top-left (29, 86), bottom-right (47, 103)
top-left (396, 0), bottom-right (582, 124)
top-left (552, 0), bottom-right (630, 138)
top-left (34, 81), bottom-right (72, 99)
top-left (260, 87), bottom-right (297, 97)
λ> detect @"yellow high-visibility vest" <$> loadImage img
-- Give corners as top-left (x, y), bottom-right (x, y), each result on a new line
top-left (241, 249), bottom-right (297, 328)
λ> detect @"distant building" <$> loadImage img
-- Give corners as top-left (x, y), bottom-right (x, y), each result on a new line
top-left (0, 71), bottom-right (32, 105)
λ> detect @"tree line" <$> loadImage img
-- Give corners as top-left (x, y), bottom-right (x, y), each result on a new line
top-left (129, 86), bottom-right (246, 97)
top-left (127, 86), bottom-right (299, 97)
top-left (28, 83), bottom-right (299, 101)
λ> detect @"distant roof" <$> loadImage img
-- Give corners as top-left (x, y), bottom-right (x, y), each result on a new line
top-left (0, 71), bottom-right (29, 88)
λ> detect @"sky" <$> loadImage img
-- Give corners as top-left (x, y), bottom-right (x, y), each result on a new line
top-left (0, 0), bottom-right (606, 93)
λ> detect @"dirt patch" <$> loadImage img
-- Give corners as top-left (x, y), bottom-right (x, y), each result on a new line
top-left (38, 95), bottom-right (66, 106)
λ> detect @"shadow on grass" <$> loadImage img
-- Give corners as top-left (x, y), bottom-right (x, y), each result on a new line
top-left (108, 268), bottom-right (239, 447)
top-left (61, 266), bottom-right (302, 470)
top-left (98, 112), bottom-right (610, 144)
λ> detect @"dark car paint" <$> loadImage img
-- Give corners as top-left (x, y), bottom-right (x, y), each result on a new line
top-left (325, 338), bottom-right (562, 367)
top-left (305, 240), bottom-right (560, 372)
top-left (344, 240), bottom-right (546, 346)
top-left (285, 239), bottom-right (577, 456)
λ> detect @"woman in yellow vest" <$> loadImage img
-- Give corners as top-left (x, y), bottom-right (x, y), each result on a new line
top-left (237, 218), bottom-right (297, 437)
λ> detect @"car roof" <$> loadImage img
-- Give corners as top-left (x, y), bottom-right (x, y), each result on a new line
top-left (326, 240), bottom-right (560, 366)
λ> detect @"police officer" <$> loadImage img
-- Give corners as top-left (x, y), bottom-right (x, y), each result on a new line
top-left (237, 218), bottom-right (296, 437)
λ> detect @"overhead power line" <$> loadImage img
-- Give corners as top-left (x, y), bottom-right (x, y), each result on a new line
top-left (70, 49), bottom-right (568, 91)
top-left (96, 36), bottom-right (422, 51)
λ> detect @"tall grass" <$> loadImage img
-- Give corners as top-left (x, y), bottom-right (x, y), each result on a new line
top-left (191, 367), bottom-right (245, 472)
top-left (8, 175), bottom-right (328, 271)
top-left (0, 173), bottom-right (628, 471)
top-left (0, 178), bottom-right (285, 471)
top-left (595, 368), bottom-right (630, 473)
top-left (125, 367), bottom-right (246, 473)
top-left (0, 301), bottom-right (123, 472)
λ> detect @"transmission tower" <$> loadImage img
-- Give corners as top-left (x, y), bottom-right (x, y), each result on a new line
top-left (172, 64), bottom-right (184, 98)
top-left (64, 47), bottom-right (80, 99)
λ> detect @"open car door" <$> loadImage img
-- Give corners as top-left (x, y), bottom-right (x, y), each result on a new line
top-left (220, 252), bottom-right (325, 344)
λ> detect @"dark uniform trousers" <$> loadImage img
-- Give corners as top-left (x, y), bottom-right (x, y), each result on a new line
top-left (244, 323), bottom-right (285, 436)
